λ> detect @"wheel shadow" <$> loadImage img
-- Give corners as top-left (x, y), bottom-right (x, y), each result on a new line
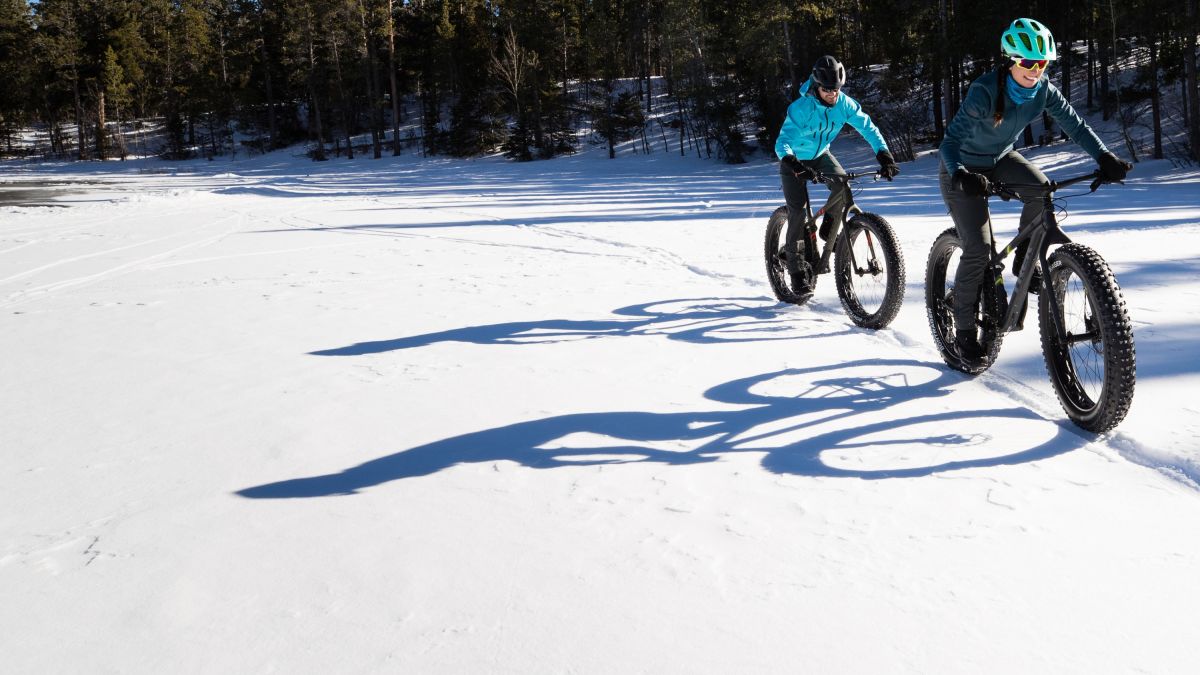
top-left (237, 358), bottom-right (1091, 499)
top-left (308, 296), bottom-right (853, 355)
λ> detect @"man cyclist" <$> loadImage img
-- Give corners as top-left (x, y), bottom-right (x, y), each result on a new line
top-left (776, 55), bottom-right (899, 290)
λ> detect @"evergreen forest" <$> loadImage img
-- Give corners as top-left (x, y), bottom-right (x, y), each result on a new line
top-left (1, 0), bottom-right (1198, 164)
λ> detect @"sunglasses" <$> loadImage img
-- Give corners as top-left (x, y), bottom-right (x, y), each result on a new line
top-left (1011, 58), bottom-right (1048, 72)
top-left (818, 86), bottom-right (840, 95)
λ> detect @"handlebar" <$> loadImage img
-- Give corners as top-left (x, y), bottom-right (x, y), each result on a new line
top-left (808, 170), bottom-right (882, 184)
top-left (990, 170), bottom-right (1119, 198)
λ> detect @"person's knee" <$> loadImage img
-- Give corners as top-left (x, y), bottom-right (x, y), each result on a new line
top-left (958, 242), bottom-right (991, 267)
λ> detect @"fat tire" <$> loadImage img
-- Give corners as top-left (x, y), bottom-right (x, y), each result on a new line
top-left (764, 206), bottom-right (815, 305)
top-left (925, 227), bottom-right (1004, 374)
top-left (833, 212), bottom-right (905, 329)
top-left (1038, 243), bottom-right (1136, 432)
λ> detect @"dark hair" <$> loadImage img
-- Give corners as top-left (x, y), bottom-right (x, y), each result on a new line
top-left (993, 62), bottom-right (1009, 127)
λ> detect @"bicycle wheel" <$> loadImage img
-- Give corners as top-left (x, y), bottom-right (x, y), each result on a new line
top-left (925, 227), bottom-right (1004, 374)
top-left (1038, 243), bottom-right (1136, 432)
top-left (834, 212), bottom-right (905, 329)
top-left (764, 206), bottom-right (815, 305)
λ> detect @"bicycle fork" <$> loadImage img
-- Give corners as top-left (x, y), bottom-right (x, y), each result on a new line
top-left (811, 203), bottom-right (866, 274)
top-left (993, 198), bottom-right (1073, 342)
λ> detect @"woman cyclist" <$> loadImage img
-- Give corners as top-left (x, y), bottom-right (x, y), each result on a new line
top-left (776, 55), bottom-right (900, 290)
top-left (939, 18), bottom-right (1132, 364)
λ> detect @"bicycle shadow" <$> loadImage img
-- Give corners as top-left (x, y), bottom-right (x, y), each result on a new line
top-left (308, 297), bottom-right (854, 355)
top-left (237, 358), bottom-right (1090, 499)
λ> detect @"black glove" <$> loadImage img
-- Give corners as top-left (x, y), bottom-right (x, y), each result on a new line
top-left (1097, 152), bottom-right (1132, 182)
top-left (781, 154), bottom-right (814, 179)
top-left (876, 150), bottom-right (899, 181)
top-left (953, 169), bottom-right (990, 197)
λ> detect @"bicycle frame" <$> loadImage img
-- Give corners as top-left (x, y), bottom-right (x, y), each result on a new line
top-left (787, 170), bottom-right (880, 274)
top-left (987, 171), bottom-right (1105, 343)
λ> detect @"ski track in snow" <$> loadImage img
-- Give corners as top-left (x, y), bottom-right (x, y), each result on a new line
top-left (0, 209), bottom-right (244, 308)
top-left (535, 224), bottom-right (762, 286)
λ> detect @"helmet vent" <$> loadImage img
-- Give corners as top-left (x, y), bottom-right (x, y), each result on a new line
top-left (1020, 34), bottom-right (1033, 51)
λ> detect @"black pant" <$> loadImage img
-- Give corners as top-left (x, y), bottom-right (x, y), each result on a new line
top-left (779, 152), bottom-right (849, 249)
top-left (939, 151), bottom-right (1048, 329)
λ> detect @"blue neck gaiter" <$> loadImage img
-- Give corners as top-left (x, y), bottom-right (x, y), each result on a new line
top-left (1006, 73), bottom-right (1042, 106)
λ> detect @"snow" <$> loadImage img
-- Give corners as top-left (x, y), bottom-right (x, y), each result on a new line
top-left (3, 137), bottom-right (1200, 673)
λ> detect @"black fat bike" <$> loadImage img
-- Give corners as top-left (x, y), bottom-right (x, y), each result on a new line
top-left (925, 171), bottom-right (1136, 432)
top-left (764, 170), bottom-right (905, 329)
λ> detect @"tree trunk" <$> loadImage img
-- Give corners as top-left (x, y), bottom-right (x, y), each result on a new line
top-left (258, 14), bottom-right (277, 149)
top-left (783, 21), bottom-right (797, 92)
top-left (1106, 0), bottom-right (1136, 159)
top-left (73, 66), bottom-right (87, 160)
top-left (1100, 36), bottom-right (1110, 120)
top-left (1187, 0), bottom-right (1200, 160)
top-left (1061, 0), bottom-right (1072, 105)
top-left (531, 72), bottom-right (545, 154)
top-left (1087, 38), bottom-right (1095, 109)
top-left (96, 90), bottom-right (107, 160)
top-left (932, 65), bottom-right (944, 142)
top-left (940, 0), bottom-right (956, 120)
top-left (331, 35), bottom-right (354, 159)
top-left (644, 29), bottom-right (652, 117)
top-left (359, 0), bottom-right (382, 159)
top-left (387, 0), bottom-right (401, 155)
top-left (304, 7), bottom-right (326, 161)
top-left (1183, 81), bottom-right (1191, 141)
top-left (1150, 36), bottom-right (1163, 159)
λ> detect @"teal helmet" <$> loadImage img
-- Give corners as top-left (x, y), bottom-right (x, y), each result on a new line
top-left (1001, 18), bottom-right (1057, 60)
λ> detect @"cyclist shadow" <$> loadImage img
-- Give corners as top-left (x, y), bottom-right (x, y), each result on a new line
top-left (237, 358), bottom-right (1090, 499)
top-left (309, 296), bottom-right (853, 356)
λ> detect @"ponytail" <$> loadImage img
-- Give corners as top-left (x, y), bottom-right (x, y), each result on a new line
top-left (993, 63), bottom-right (1009, 127)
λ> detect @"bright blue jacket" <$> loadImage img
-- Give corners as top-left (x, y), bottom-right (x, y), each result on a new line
top-left (775, 77), bottom-right (889, 160)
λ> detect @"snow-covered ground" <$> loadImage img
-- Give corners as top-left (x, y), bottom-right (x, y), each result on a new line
top-left (3, 137), bottom-right (1200, 673)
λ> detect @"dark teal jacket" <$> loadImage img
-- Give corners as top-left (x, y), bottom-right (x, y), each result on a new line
top-left (940, 68), bottom-right (1108, 174)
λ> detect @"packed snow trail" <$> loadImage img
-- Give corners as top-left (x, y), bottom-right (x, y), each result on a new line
top-left (3, 145), bottom-right (1199, 673)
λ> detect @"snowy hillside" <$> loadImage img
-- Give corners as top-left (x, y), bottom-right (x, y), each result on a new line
top-left (2, 138), bottom-right (1199, 673)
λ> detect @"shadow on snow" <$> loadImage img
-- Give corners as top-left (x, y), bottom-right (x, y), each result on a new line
top-left (237, 357), bottom-right (1093, 499)
top-left (308, 297), bottom-right (857, 355)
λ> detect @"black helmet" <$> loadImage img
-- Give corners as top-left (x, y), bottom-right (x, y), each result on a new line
top-left (812, 55), bottom-right (846, 90)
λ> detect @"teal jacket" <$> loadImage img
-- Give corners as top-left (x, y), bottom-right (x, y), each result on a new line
top-left (775, 77), bottom-right (888, 161)
top-left (941, 68), bottom-right (1108, 174)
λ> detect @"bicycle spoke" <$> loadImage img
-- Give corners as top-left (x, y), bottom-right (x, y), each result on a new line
top-left (844, 226), bottom-right (888, 313)
top-left (1060, 271), bottom-right (1104, 405)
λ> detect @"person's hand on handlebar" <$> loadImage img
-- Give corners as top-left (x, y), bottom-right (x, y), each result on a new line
top-left (876, 150), bottom-right (900, 181)
top-left (953, 169), bottom-right (990, 197)
top-left (781, 154), bottom-right (815, 180)
top-left (1097, 152), bottom-right (1132, 182)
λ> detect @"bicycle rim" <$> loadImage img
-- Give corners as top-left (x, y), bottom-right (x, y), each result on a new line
top-left (763, 206), bottom-right (814, 305)
top-left (1039, 244), bottom-right (1136, 431)
top-left (835, 214), bottom-right (904, 329)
